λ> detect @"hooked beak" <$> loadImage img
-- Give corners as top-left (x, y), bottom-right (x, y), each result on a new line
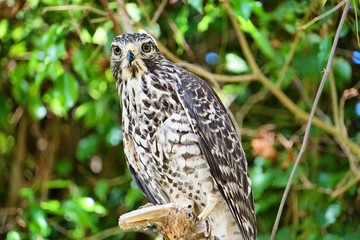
top-left (126, 50), bottom-right (135, 65)
top-left (125, 45), bottom-right (136, 65)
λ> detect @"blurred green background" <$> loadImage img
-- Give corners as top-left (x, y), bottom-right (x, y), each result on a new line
top-left (1, 0), bottom-right (360, 239)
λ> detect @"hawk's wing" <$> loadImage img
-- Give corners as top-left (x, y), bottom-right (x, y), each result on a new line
top-left (175, 69), bottom-right (257, 238)
top-left (126, 156), bottom-right (160, 205)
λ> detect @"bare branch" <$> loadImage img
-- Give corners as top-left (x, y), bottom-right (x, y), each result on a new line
top-left (270, 1), bottom-right (351, 239)
top-left (43, 5), bottom-right (107, 16)
top-left (119, 203), bottom-right (214, 240)
top-left (297, 0), bottom-right (347, 30)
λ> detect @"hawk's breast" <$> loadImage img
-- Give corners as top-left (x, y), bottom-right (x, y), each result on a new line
top-left (119, 73), bottom-right (215, 210)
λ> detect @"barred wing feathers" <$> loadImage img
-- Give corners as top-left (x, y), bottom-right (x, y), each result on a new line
top-left (175, 69), bottom-right (257, 239)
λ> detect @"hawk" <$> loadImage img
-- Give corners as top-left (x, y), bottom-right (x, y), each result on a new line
top-left (110, 32), bottom-right (256, 240)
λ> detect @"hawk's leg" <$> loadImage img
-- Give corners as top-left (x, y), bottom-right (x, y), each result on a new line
top-left (197, 193), bottom-right (222, 220)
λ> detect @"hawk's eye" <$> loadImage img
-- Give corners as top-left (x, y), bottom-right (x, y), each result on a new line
top-left (141, 42), bottom-right (152, 53)
top-left (113, 46), bottom-right (121, 56)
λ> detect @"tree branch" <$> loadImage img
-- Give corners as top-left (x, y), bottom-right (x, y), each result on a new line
top-left (270, 1), bottom-right (351, 239)
top-left (118, 203), bottom-right (214, 240)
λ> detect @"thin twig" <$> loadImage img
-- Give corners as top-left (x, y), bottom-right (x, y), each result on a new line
top-left (116, 0), bottom-right (134, 33)
top-left (270, 1), bottom-right (350, 239)
top-left (177, 62), bottom-right (256, 85)
top-left (65, 0), bottom-right (84, 44)
top-left (297, 0), bottom-right (347, 30)
top-left (152, 3), bottom-right (360, 158)
top-left (100, 0), bottom-right (122, 35)
top-left (136, 0), bottom-right (153, 29)
top-left (329, 72), bottom-right (340, 128)
top-left (168, 19), bottom-right (197, 62)
top-left (331, 175), bottom-right (360, 198)
top-left (6, 115), bottom-right (27, 207)
top-left (276, 33), bottom-right (301, 86)
top-left (83, 226), bottom-right (123, 240)
top-left (151, 0), bottom-right (167, 25)
top-left (222, 0), bottom-right (260, 74)
top-left (353, 0), bottom-right (360, 47)
top-left (43, 5), bottom-right (107, 16)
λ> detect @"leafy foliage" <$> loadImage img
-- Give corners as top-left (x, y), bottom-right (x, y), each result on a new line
top-left (1, 0), bottom-right (359, 239)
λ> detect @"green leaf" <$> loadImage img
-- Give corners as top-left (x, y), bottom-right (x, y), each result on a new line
top-left (95, 180), bottom-right (110, 202)
top-left (92, 27), bottom-right (108, 45)
top-left (76, 135), bottom-right (99, 161)
top-left (0, 19), bottom-right (9, 40)
top-left (324, 203), bottom-right (341, 227)
top-left (74, 101), bottom-right (106, 127)
top-left (72, 48), bottom-right (89, 81)
top-left (20, 188), bottom-right (35, 202)
top-left (6, 231), bottom-right (21, 240)
top-left (237, 16), bottom-right (275, 59)
top-left (225, 53), bottom-right (249, 74)
top-left (333, 57), bottom-right (352, 81)
top-left (125, 3), bottom-right (141, 22)
top-left (56, 158), bottom-right (73, 177)
top-left (40, 200), bottom-right (63, 214)
top-left (28, 98), bottom-right (47, 120)
top-left (43, 72), bottom-right (79, 117)
top-left (75, 197), bottom-right (107, 214)
top-left (198, 15), bottom-right (212, 32)
top-left (9, 42), bottom-right (27, 58)
top-left (230, 0), bottom-right (254, 19)
top-left (318, 37), bottom-right (331, 67)
top-left (80, 28), bottom-right (92, 43)
top-left (125, 187), bottom-right (144, 209)
top-left (29, 209), bottom-right (50, 237)
top-left (251, 164), bottom-right (272, 200)
top-left (63, 200), bottom-right (95, 230)
top-left (11, 26), bottom-right (24, 41)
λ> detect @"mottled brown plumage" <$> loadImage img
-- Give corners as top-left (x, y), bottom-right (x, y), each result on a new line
top-left (110, 32), bottom-right (256, 239)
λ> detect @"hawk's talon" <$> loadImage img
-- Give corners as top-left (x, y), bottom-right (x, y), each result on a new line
top-left (197, 195), bottom-right (221, 221)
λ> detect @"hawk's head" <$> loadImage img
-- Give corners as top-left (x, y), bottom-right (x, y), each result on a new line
top-left (110, 33), bottom-right (161, 82)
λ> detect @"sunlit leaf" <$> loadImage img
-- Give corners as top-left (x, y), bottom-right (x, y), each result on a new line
top-left (40, 200), bottom-right (62, 214)
top-left (237, 16), bottom-right (275, 59)
top-left (28, 99), bottom-right (47, 120)
top-left (0, 19), bottom-right (9, 40)
top-left (92, 27), bottom-right (107, 45)
top-left (29, 209), bottom-right (50, 237)
top-left (225, 53), bottom-right (249, 74)
top-left (76, 197), bottom-right (107, 214)
top-left (125, 3), bottom-right (141, 22)
top-left (79, 28), bottom-right (91, 43)
top-left (198, 15), bottom-right (212, 32)
top-left (324, 203), bottom-right (341, 227)
top-left (43, 72), bottom-right (79, 117)
top-left (63, 200), bottom-right (95, 230)
top-left (9, 42), bottom-right (27, 58)
top-left (6, 231), bottom-right (21, 240)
